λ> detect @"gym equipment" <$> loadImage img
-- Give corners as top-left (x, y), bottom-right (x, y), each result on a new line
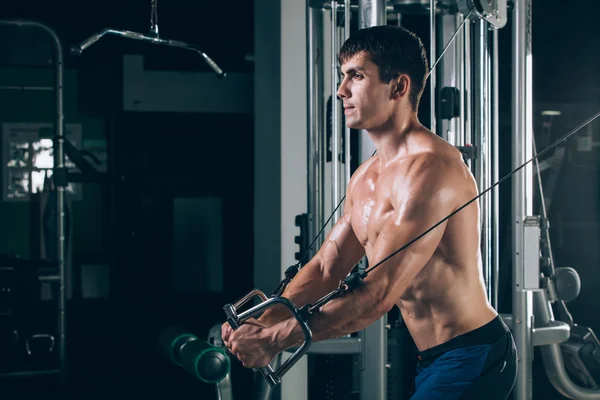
top-left (530, 104), bottom-right (600, 399)
top-left (0, 20), bottom-right (66, 383)
top-left (225, 106), bottom-right (600, 390)
top-left (159, 326), bottom-right (230, 384)
top-left (231, 1), bottom-right (600, 399)
top-left (70, 0), bottom-right (225, 79)
top-left (0, 255), bottom-right (59, 374)
top-left (560, 325), bottom-right (600, 389)
top-left (223, 287), bottom-right (314, 387)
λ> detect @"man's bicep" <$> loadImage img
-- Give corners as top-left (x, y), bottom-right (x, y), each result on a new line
top-left (371, 199), bottom-right (448, 269)
top-left (316, 213), bottom-right (365, 280)
top-left (393, 174), bottom-right (456, 251)
top-left (366, 176), bottom-right (456, 292)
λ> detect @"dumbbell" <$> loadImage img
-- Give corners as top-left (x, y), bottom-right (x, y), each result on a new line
top-left (159, 326), bottom-right (230, 384)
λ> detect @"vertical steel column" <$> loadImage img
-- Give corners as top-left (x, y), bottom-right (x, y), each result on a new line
top-left (53, 23), bottom-right (67, 387)
top-left (307, 2), bottom-right (324, 254)
top-left (357, 0), bottom-right (385, 164)
top-left (357, 4), bottom-right (388, 399)
top-left (344, 0), bottom-right (351, 185)
top-left (463, 18), bottom-right (472, 169)
top-left (512, 0), bottom-right (535, 397)
top-left (430, 0), bottom-right (437, 133)
top-left (491, 28), bottom-right (500, 310)
top-left (473, 19), bottom-right (493, 307)
top-left (331, 0), bottom-right (341, 224)
top-left (437, 12), bottom-right (465, 145)
top-left (319, 4), bottom-right (327, 249)
top-left (455, 13), bottom-right (465, 147)
top-left (358, 0), bottom-right (386, 29)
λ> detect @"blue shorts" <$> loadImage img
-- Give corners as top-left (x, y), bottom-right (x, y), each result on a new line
top-left (411, 316), bottom-right (517, 400)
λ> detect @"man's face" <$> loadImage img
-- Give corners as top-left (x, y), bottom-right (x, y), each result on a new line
top-left (337, 53), bottom-right (397, 131)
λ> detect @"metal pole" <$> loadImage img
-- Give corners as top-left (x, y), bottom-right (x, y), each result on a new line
top-left (319, 14), bottom-right (327, 251)
top-left (456, 13), bottom-right (465, 147)
top-left (54, 26), bottom-right (66, 388)
top-left (307, 2), bottom-right (316, 257)
top-left (344, 0), bottom-right (351, 186)
top-left (331, 0), bottom-right (341, 224)
top-left (337, 24), bottom-right (345, 203)
top-left (437, 12), bottom-right (463, 145)
top-left (430, 0), bottom-right (436, 133)
top-left (357, 0), bottom-right (385, 165)
top-left (358, 0), bottom-right (387, 28)
top-left (307, 2), bottom-right (324, 256)
top-left (491, 28), bottom-right (500, 310)
top-left (0, 85), bottom-right (53, 91)
top-left (0, 20), bottom-right (67, 385)
top-left (317, 10), bottom-right (325, 250)
top-left (473, 19), bottom-right (493, 309)
top-left (512, 0), bottom-right (534, 397)
top-left (319, 5), bottom-right (326, 249)
top-left (463, 18), bottom-right (472, 169)
top-left (356, 3), bottom-right (387, 399)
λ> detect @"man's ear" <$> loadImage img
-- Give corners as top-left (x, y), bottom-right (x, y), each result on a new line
top-left (392, 74), bottom-right (410, 100)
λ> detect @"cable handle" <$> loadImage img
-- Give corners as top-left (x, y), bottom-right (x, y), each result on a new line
top-left (223, 290), bottom-right (313, 387)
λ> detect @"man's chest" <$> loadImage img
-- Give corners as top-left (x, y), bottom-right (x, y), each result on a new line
top-left (348, 177), bottom-right (395, 248)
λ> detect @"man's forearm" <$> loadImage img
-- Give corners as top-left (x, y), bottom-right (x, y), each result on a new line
top-left (256, 215), bottom-right (364, 327)
top-left (257, 257), bottom-right (345, 325)
top-left (271, 280), bottom-right (390, 350)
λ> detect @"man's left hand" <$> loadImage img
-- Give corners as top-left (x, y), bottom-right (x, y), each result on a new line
top-left (226, 319), bottom-right (279, 369)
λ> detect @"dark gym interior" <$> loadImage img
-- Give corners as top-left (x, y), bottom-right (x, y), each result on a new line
top-left (1, 0), bottom-right (600, 399)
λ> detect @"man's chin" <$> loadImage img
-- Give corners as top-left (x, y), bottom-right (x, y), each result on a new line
top-left (345, 120), bottom-right (364, 130)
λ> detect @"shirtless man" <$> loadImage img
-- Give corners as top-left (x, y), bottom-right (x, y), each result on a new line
top-left (223, 25), bottom-right (517, 399)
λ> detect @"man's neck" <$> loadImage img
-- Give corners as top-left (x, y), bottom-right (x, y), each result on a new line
top-left (367, 113), bottom-right (421, 170)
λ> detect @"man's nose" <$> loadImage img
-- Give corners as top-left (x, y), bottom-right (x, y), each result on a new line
top-left (337, 79), bottom-right (349, 99)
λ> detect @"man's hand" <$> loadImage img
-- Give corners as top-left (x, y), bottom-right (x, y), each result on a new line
top-left (221, 317), bottom-right (267, 346)
top-left (223, 319), bottom-right (280, 368)
top-left (221, 321), bottom-right (233, 345)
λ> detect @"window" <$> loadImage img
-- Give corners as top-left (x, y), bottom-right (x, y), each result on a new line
top-left (3, 122), bottom-right (83, 202)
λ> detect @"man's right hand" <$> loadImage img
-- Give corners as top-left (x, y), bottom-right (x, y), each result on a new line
top-left (221, 322), bottom-right (233, 346)
top-left (222, 318), bottom-right (270, 347)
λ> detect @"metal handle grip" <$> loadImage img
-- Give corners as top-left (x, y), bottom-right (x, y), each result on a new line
top-left (198, 51), bottom-right (226, 79)
top-left (71, 29), bottom-right (108, 55)
top-left (223, 291), bottom-right (313, 387)
top-left (70, 28), bottom-right (226, 79)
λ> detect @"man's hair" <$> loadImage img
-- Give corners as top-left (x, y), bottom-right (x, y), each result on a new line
top-left (338, 25), bottom-right (429, 111)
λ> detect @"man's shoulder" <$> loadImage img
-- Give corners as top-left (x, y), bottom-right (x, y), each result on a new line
top-left (397, 149), bottom-right (460, 175)
top-left (410, 127), bottom-right (465, 166)
top-left (399, 150), bottom-right (473, 194)
top-left (417, 149), bottom-right (461, 168)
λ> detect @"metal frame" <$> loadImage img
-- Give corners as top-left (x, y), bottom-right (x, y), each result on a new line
top-left (0, 19), bottom-right (66, 384)
top-left (509, 1), bottom-right (600, 398)
top-left (304, 1), bottom-right (390, 399)
top-left (303, 1), bottom-right (600, 400)
top-left (72, 30), bottom-right (224, 78)
top-left (511, 0), bottom-right (537, 396)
